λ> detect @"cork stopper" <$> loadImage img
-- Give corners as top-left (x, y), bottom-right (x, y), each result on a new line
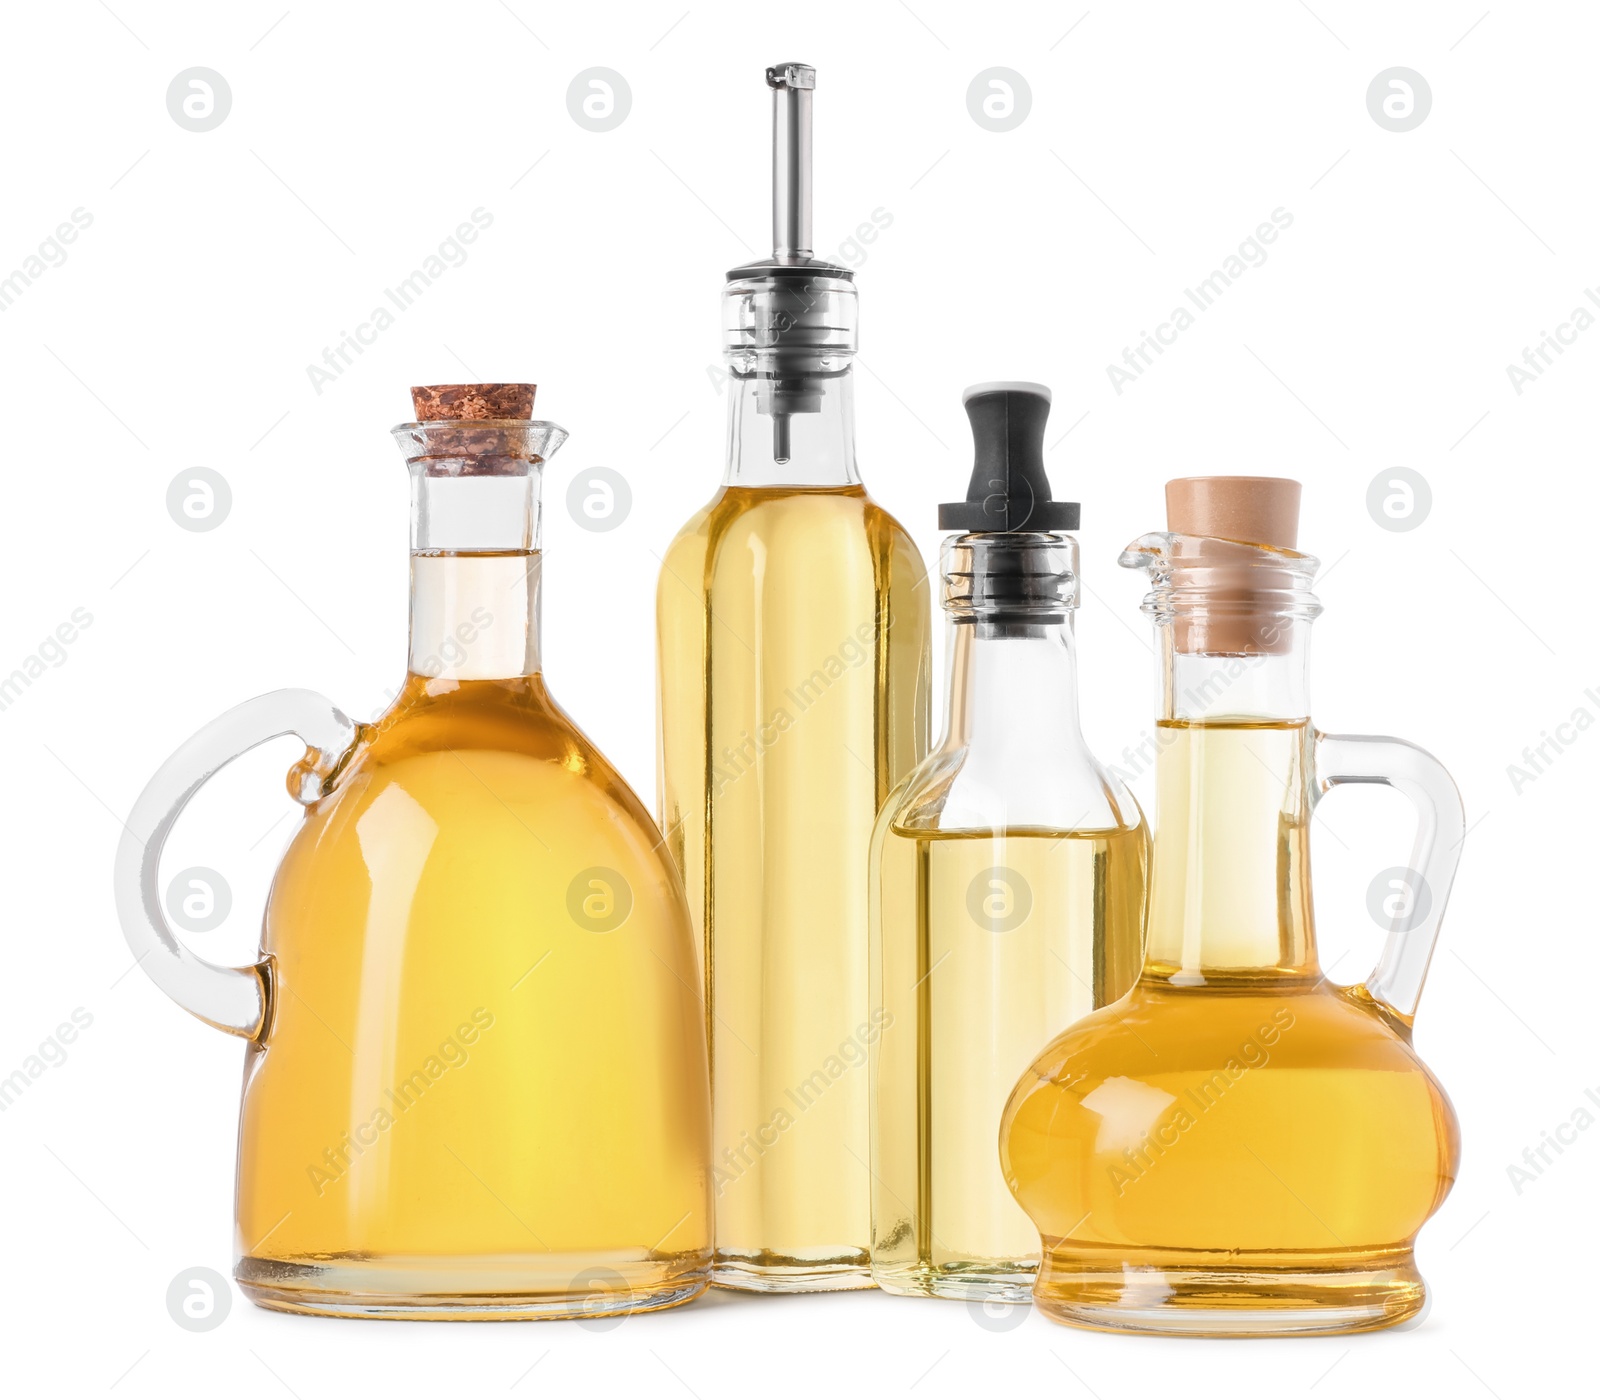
top-left (1162, 476), bottom-right (1305, 656)
top-left (396, 384), bottom-right (553, 477)
top-left (410, 384), bottom-right (536, 422)
top-left (1166, 476), bottom-right (1300, 548)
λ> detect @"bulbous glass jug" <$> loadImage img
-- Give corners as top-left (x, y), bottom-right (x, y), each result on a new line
top-left (115, 385), bottom-right (712, 1320)
top-left (1001, 477), bottom-right (1462, 1337)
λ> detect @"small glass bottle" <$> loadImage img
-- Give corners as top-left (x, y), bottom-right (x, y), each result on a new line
top-left (869, 383), bottom-right (1148, 1301)
top-left (1001, 476), bottom-right (1463, 1336)
top-left (116, 384), bottom-right (712, 1320)
top-left (657, 64), bottom-right (930, 1291)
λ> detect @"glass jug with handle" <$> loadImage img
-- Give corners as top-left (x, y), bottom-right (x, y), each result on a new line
top-left (1001, 475), bottom-right (1463, 1336)
top-left (114, 383), bottom-right (712, 1320)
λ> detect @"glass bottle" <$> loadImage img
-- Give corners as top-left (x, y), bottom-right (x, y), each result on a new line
top-left (657, 64), bottom-right (931, 1291)
top-left (1001, 476), bottom-right (1463, 1336)
top-left (868, 383), bottom-right (1148, 1301)
top-left (115, 384), bottom-right (712, 1320)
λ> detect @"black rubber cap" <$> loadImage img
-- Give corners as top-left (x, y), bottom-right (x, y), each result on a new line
top-left (938, 382), bottom-right (1080, 532)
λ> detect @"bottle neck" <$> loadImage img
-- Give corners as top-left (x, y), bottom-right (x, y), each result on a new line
top-left (943, 619), bottom-right (1084, 753)
top-left (1160, 623), bottom-right (1311, 722)
top-left (929, 531), bottom-right (1133, 830)
top-left (406, 467), bottom-right (542, 682)
top-left (723, 368), bottom-right (859, 487)
top-left (1144, 623), bottom-right (1318, 982)
top-left (409, 550), bottom-right (540, 681)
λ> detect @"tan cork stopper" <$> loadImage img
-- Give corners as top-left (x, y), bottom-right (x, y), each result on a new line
top-left (1166, 476), bottom-right (1300, 549)
top-left (410, 384), bottom-right (536, 422)
top-left (1164, 476), bottom-right (1303, 656)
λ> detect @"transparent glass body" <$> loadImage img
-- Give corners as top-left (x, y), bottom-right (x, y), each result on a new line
top-left (1001, 532), bottom-right (1463, 1336)
top-left (868, 534), bottom-right (1147, 1301)
top-left (657, 272), bottom-right (931, 1290)
top-left (117, 418), bottom-right (711, 1320)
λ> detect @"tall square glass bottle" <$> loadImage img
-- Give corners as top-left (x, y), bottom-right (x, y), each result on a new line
top-left (656, 65), bottom-right (930, 1290)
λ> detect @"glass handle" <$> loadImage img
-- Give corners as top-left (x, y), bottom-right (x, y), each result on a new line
top-left (1312, 732), bottom-right (1466, 1022)
top-left (113, 689), bottom-right (358, 1040)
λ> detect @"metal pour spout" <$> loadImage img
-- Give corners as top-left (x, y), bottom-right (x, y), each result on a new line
top-left (724, 63), bottom-right (856, 467)
top-left (769, 63), bottom-right (814, 264)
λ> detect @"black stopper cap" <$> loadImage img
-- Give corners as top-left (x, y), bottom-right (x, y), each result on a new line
top-left (938, 382), bottom-right (1080, 533)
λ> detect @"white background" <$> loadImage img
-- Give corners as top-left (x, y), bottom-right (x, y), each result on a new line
top-left (1, 1), bottom-right (1591, 1395)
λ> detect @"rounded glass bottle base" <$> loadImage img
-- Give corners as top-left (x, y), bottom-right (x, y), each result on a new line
top-left (1032, 1248), bottom-right (1426, 1337)
top-left (235, 1252), bottom-right (710, 1321)
top-left (712, 1255), bottom-right (875, 1293)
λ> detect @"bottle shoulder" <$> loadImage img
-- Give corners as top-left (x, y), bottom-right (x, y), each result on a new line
top-left (314, 676), bottom-right (661, 838)
top-left (1018, 979), bottom-right (1442, 1091)
top-left (662, 498), bottom-right (718, 553)
top-left (677, 483), bottom-right (923, 556)
top-left (857, 491), bottom-right (925, 547)
top-left (658, 484), bottom-right (930, 613)
top-left (886, 740), bottom-right (1145, 835)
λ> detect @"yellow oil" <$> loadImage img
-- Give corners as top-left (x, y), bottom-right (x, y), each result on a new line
top-left (236, 666), bottom-right (712, 1319)
top-left (657, 485), bottom-right (929, 1288)
top-left (1001, 720), bottom-right (1460, 1335)
top-left (870, 824), bottom-right (1147, 1299)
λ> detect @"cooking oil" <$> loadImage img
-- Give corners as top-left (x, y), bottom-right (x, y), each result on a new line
top-left (871, 824), bottom-right (1145, 1298)
top-left (239, 656), bottom-right (713, 1317)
